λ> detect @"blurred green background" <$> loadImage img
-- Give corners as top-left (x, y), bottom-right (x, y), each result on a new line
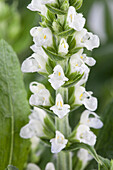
top-left (0, 0), bottom-right (113, 169)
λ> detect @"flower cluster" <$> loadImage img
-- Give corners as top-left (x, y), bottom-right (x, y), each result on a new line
top-left (20, 0), bottom-right (103, 168)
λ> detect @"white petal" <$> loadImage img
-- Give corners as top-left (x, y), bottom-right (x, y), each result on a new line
top-left (29, 89), bottom-right (50, 106)
top-left (67, 6), bottom-right (85, 31)
top-left (80, 110), bottom-right (103, 129)
top-left (29, 107), bottom-right (46, 124)
top-left (50, 131), bottom-right (68, 153)
top-left (77, 149), bottom-right (93, 168)
top-left (76, 125), bottom-right (96, 146)
top-left (30, 27), bottom-right (53, 47)
top-left (27, 0), bottom-right (47, 16)
top-left (30, 82), bottom-right (45, 94)
top-left (27, 163), bottom-right (41, 170)
top-left (83, 96), bottom-right (98, 111)
top-left (21, 53), bottom-right (47, 73)
top-left (48, 65), bottom-right (68, 90)
top-left (74, 86), bottom-right (85, 105)
top-left (45, 163), bottom-right (55, 170)
top-left (58, 38), bottom-right (69, 54)
top-left (84, 56), bottom-right (96, 66)
top-left (20, 120), bottom-right (44, 138)
top-left (84, 32), bottom-right (100, 51)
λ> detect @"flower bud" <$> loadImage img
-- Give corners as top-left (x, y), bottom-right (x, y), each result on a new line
top-left (60, 0), bottom-right (69, 11)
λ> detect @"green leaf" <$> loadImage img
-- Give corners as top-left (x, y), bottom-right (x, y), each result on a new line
top-left (0, 40), bottom-right (30, 169)
top-left (6, 165), bottom-right (18, 170)
top-left (57, 29), bottom-right (75, 37)
top-left (42, 46), bottom-right (65, 61)
top-left (46, 4), bottom-right (67, 15)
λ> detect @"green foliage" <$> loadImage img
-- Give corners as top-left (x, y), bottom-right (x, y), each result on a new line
top-left (0, 40), bottom-right (30, 170)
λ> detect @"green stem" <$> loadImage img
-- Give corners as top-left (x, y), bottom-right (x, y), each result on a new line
top-left (55, 87), bottom-right (72, 170)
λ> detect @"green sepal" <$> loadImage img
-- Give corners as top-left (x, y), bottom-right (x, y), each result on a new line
top-left (69, 47), bottom-right (82, 55)
top-left (46, 4), bottom-right (67, 15)
top-left (57, 28), bottom-right (75, 37)
top-left (38, 72), bottom-right (49, 78)
top-left (62, 72), bottom-right (84, 88)
top-left (46, 57), bottom-right (56, 74)
top-left (43, 116), bottom-right (55, 138)
top-left (68, 86), bottom-right (75, 105)
top-left (69, 38), bottom-right (76, 51)
top-left (36, 105), bottom-right (55, 117)
top-left (47, 9), bottom-right (56, 22)
top-left (42, 46), bottom-right (65, 61)
top-left (70, 0), bottom-right (83, 10)
top-left (6, 165), bottom-right (19, 170)
top-left (74, 0), bottom-right (83, 10)
top-left (44, 117), bottom-right (55, 134)
top-left (40, 137), bottom-right (51, 146)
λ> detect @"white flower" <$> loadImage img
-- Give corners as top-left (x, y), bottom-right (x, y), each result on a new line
top-left (21, 51), bottom-right (48, 73)
top-left (45, 162), bottom-right (55, 170)
top-left (27, 162), bottom-right (55, 170)
top-left (67, 6), bottom-right (85, 31)
top-left (48, 65), bottom-right (68, 90)
top-left (58, 38), bottom-right (69, 55)
top-left (74, 86), bottom-right (97, 111)
top-left (75, 28), bottom-right (100, 51)
top-left (80, 110), bottom-right (103, 129)
top-left (50, 131), bottom-right (68, 153)
top-left (27, 163), bottom-right (40, 170)
top-left (29, 82), bottom-right (50, 106)
top-left (50, 93), bottom-right (70, 119)
top-left (20, 107), bottom-right (46, 139)
top-left (76, 125), bottom-right (96, 146)
top-left (70, 52), bottom-right (90, 74)
top-left (30, 27), bottom-right (53, 48)
top-left (77, 49), bottom-right (96, 66)
top-left (27, 0), bottom-right (47, 16)
top-left (77, 149), bottom-right (93, 168)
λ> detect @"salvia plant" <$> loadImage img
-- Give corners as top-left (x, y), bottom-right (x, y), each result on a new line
top-left (17, 0), bottom-right (112, 170)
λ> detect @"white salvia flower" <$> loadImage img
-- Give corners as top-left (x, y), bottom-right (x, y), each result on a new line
top-left (76, 125), bottom-right (96, 146)
top-left (67, 6), bottom-right (85, 31)
top-left (48, 65), bottom-right (68, 90)
top-left (50, 131), bottom-right (68, 153)
top-left (30, 136), bottom-right (40, 150)
top-left (20, 107), bottom-right (46, 139)
top-left (75, 28), bottom-right (100, 51)
top-left (50, 93), bottom-right (70, 119)
top-left (77, 49), bottom-right (96, 67)
top-left (29, 82), bottom-right (50, 106)
top-left (21, 52), bottom-right (48, 73)
top-left (77, 149), bottom-right (93, 169)
top-left (70, 52), bottom-right (90, 74)
top-left (26, 162), bottom-right (55, 170)
top-left (58, 38), bottom-right (69, 55)
top-left (74, 86), bottom-right (97, 111)
top-left (27, 0), bottom-right (47, 16)
top-left (45, 162), bottom-right (55, 170)
top-left (30, 27), bottom-right (53, 48)
top-left (27, 163), bottom-right (41, 170)
top-left (80, 110), bottom-right (103, 129)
